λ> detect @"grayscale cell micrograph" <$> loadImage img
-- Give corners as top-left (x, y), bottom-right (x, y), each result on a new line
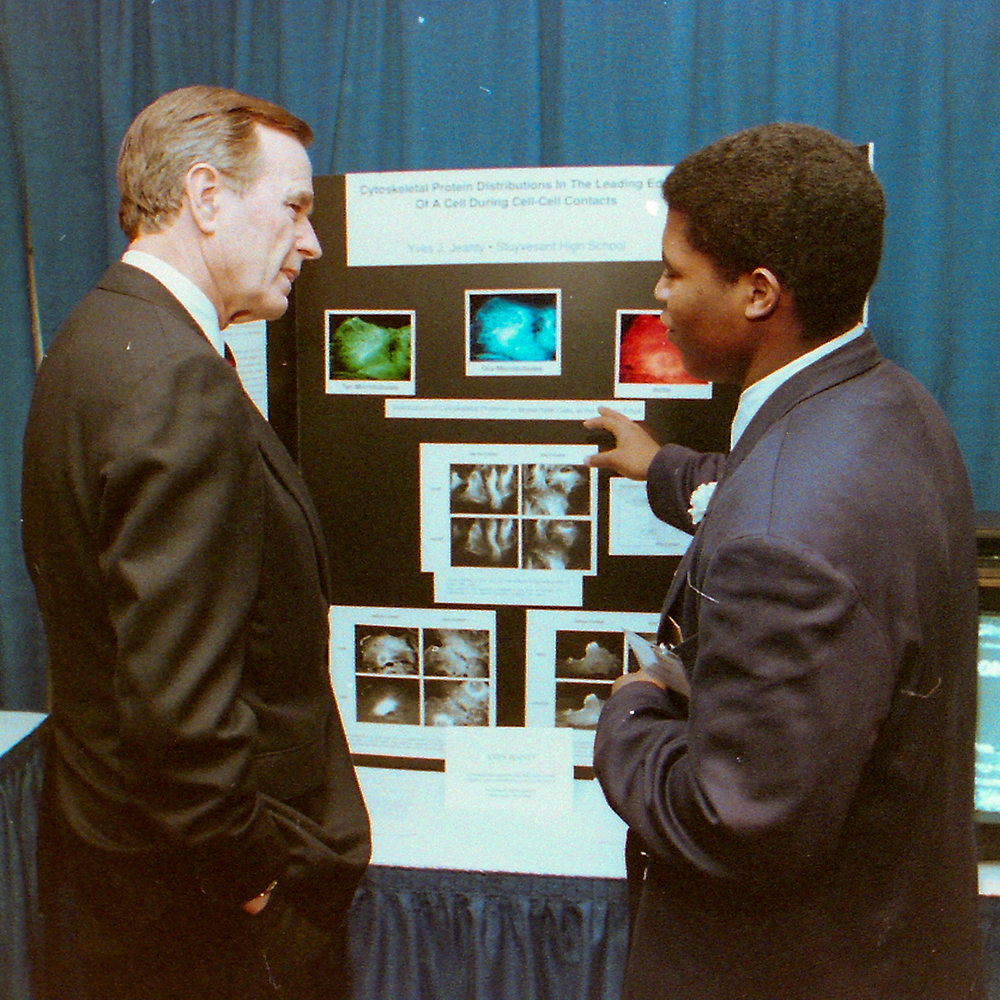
top-left (424, 678), bottom-right (490, 727)
top-left (423, 628), bottom-right (490, 678)
top-left (522, 519), bottom-right (591, 570)
top-left (521, 463), bottom-right (589, 516)
top-left (552, 630), bottom-right (627, 729)
top-left (450, 464), bottom-right (519, 514)
top-left (355, 627), bottom-right (419, 675)
top-left (554, 682), bottom-right (608, 729)
top-left (356, 677), bottom-right (421, 725)
top-left (353, 624), bottom-right (493, 727)
top-left (555, 631), bottom-right (624, 680)
top-left (451, 517), bottom-right (519, 568)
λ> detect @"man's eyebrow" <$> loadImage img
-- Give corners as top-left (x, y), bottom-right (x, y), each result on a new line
top-left (289, 187), bottom-right (315, 214)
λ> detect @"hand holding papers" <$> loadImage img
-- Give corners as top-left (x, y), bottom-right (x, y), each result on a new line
top-left (623, 630), bottom-right (691, 698)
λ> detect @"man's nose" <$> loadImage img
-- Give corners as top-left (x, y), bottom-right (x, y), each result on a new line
top-left (299, 218), bottom-right (322, 260)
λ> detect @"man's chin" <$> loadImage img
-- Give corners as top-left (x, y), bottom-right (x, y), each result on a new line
top-left (226, 298), bottom-right (288, 327)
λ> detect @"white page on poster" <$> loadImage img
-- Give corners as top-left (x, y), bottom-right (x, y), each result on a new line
top-left (329, 605), bottom-right (497, 760)
top-left (225, 319), bottom-right (268, 418)
top-left (386, 398), bottom-right (645, 422)
top-left (608, 478), bottom-right (693, 556)
top-left (525, 608), bottom-right (662, 766)
top-left (356, 766), bottom-right (626, 876)
top-left (346, 165), bottom-right (671, 267)
top-left (420, 443), bottom-right (599, 608)
top-left (444, 727), bottom-right (573, 815)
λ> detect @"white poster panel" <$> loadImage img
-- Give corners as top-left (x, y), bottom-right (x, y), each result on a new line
top-left (330, 605), bottom-right (498, 760)
top-left (346, 165), bottom-right (671, 267)
top-left (420, 442), bottom-right (599, 608)
top-left (385, 398), bottom-right (645, 422)
top-left (608, 478), bottom-right (692, 557)
top-left (444, 727), bottom-right (574, 816)
top-left (525, 608), bottom-right (662, 766)
top-left (224, 319), bottom-right (268, 417)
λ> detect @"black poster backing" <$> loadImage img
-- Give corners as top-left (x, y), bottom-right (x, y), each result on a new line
top-left (282, 175), bottom-right (737, 744)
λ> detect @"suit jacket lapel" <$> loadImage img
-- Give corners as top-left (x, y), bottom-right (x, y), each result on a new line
top-left (255, 417), bottom-right (333, 601)
top-left (660, 542), bottom-right (696, 640)
top-left (722, 332), bottom-right (883, 484)
top-left (103, 261), bottom-right (334, 601)
top-left (659, 332), bottom-right (884, 638)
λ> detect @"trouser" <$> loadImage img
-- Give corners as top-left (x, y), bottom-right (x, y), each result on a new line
top-left (34, 798), bottom-right (353, 1000)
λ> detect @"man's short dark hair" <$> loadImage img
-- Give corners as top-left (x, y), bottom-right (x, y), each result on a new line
top-left (662, 123), bottom-right (885, 340)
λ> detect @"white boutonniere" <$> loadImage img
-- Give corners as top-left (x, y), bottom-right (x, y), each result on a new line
top-left (688, 481), bottom-right (718, 525)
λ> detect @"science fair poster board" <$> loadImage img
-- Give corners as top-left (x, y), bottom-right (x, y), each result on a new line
top-left (285, 166), bottom-right (738, 769)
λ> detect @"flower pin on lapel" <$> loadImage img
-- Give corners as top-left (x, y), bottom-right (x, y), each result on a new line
top-left (688, 481), bottom-right (718, 526)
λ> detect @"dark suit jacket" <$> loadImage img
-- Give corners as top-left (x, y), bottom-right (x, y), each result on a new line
top-left (594, 333), bottom-right (983, 999)
top-left (22, 263), bottom-right (370, 931)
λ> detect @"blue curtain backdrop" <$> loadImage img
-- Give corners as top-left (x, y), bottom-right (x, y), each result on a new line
top-left (1, 0), bottom-right (998, 708)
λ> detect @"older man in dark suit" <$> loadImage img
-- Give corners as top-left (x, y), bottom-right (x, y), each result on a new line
top-left (22, 86), bottom-right (369, 1000)
top-left (587, 124), bottom-right (983, 999)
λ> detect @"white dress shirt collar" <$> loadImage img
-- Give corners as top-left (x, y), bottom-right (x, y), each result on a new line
top-left (121, 249), bottom-right (225, 357)
top-left (730, 322), bottom-right (866, 450)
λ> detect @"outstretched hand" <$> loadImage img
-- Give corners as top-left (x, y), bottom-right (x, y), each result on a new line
top-left (583, 407), bottom-right (660, 480)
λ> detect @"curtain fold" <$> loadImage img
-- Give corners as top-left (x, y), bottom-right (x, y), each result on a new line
top-left (0, 1), bottom-right (47, 711)
top-left (1, 0), bottom-right (998, 707)
top-left (347, 866), bottom-right (629, 1000)
top-left (0, 722), bottom-right (46, 1000)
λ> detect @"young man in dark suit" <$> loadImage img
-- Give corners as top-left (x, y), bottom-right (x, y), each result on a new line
top-left (22, 85), bottom-right (370, 1000)
top-left (587, 123), bottom-right (983, 999)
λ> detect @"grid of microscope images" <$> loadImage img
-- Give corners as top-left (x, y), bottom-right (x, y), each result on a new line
top-left (553, 627), bottom-right (657, 729)
top-left (354, 623), bottom-right (492, 728)
top-left (450, 462), bottom-right (593, 572)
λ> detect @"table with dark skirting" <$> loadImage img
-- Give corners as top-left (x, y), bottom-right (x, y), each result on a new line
top-left (3, 715), bottom-right (999, 1000)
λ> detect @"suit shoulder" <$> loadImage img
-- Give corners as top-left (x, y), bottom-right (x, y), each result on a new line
top-left (50, 279), bottom-right (206, 359)
top-left (716, 359), bottom-right (974, 583)
top-left (29, 285), bottom-right (247, 462)
top-left (36, 278), bottom-right (221, 405)
top-left (785, 357), bottom-right (965, 475)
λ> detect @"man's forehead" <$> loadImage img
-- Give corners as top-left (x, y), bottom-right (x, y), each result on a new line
top-left (661, 208), bottom-right (692, 251)
top-left (255, 141), bottom-right (315, 199)
top-left (254, 123), bottom-right (313, 170)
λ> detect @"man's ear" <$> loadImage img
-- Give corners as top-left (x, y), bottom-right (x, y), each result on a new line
top-left (745, 267), bottom-right (782, 321)
top-left (184, 162), bottom-right (223, 234)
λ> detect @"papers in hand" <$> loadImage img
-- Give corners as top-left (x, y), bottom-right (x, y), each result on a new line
top-left (624, 630), bottom-right (691, 697)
